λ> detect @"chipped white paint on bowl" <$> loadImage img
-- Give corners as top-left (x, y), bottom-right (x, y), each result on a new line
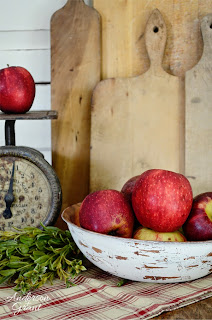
top-left (62, 204), bottom-right (212, 283)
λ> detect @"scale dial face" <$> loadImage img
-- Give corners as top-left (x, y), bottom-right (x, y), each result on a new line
top-left (0, 147), bottom-right (62, 231)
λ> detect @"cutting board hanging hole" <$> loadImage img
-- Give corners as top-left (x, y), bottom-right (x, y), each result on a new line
top-left (145, 9), bottom-right (167, 73)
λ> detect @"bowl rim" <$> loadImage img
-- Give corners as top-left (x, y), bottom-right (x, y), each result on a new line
top-left (62, 205), bottom-right (212, 246)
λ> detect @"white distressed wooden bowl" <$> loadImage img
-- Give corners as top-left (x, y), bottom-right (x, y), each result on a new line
top-left (62, 204), bottom-right (212, 283)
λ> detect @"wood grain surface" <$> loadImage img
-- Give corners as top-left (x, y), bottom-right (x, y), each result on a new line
top-left (90, 10), bottom-right (183, 192)
top-left (93, 0), bottom-right (212, 79)
top-left (0, 110), bottom-right (58, 120)
top-left (51, 0), bottom-right (100, 228)
top-left (185, 14), bottom-right (212, 196)
top-left (153, 296), bottom-right (212, 319)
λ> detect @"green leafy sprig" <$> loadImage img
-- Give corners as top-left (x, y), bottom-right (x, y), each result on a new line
top-left (0, 224), bottom-right (86, 295)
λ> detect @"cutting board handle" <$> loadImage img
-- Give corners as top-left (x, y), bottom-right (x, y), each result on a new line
top-left (145, 9), bottom-right (167, 72)
top-left (64, 0), bottom-right (85, 6)
top-left (201, 14), bottom-right (212, 57)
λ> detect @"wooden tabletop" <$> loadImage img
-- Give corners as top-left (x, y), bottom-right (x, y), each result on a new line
top-left (153, 296), bottom-right (212, 319)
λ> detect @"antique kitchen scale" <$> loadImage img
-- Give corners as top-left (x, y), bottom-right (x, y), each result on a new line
top-left (0, 111), bottom-right (62, 231)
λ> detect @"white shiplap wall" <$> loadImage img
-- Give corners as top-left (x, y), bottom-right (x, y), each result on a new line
top-left (0, 0), bottom-right (92, 163)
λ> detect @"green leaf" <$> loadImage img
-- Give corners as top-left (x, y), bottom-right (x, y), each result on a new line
top-left (117, 278), bottom-right (128, 287)
top-left (35, 239), bottom-right (47, 250)
top-left (15, 226), bottom-right (41, 233)
top-left (63, 257), bottom-right (73, 265)
top-left (0, 225), bottom-right (86, 295)
top-left (0, 269), bottom-right (16, 276)
top-left (9, 255), bottom-right (23, 261)
top-left (51, 256), bottom-right (62, 270)
top-left (18, 244), bottom-right (30, 254)
top-left (34, 255), bottom-right (49, 264)
top-left (20, 265), bottom-right (33, 277)
top-left (47, 272), bottom-right (55, 285)
top-left (34, 264), bottom-right (47, 274)
top-left (23, 270), bottom-right (35, 278)
top-left (6, 247), bottom-right (16, 258)
top-left (32, 250), bottom-right (46, 259)
top-left (68, 281), bottom-right (76, 287)
top-left (0, 231), bottom-right (17, 239)
top-left (64, 230), bottom-right (73, 238)
top-left (0, 274), bottom-right (15, 285)
top-left (41, 224), bottom-right (60, 233)
top-left (0, 258), bottom-right (8, 268)
top-left (14, 280), bottom-right (31, 295)
top-left (36, 234), bottom-right (51, 241)
top-left (0, 240), bottom-right (17, 246)
top-left (0, 240), bottom-right (17, 251)
top-left (19, 236), bottom-right (34, 246)
top-left (31, 275), bottom-right (39, 285)
top-left (7, 261), bottom-right (29, 269)
top-left (48, 238), bottom-right (63, 246)
top-left (48, 245), bottom-right (62, 254)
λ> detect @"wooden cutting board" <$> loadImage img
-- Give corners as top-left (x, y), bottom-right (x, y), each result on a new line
top-left (90, 9), bottom-right (183, 192)
top-left (93, 0), bottom-right (210, 79)
top-left (185, 14), bottom-right (212, 196)
top-left (51, 0), bottom-right (100, 228)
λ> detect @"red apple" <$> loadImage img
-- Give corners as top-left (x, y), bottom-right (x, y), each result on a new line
top-left (133, 226), bottom-right (187, 242)
top-left (121, 175), bottom-right (141, 230)
top-left (183, 192), bottom-right (212, 241)
top-left (0, 66), bottom-right (35, 113)
top-left (79, 189), bottom-right (134, 238)
top-left (121, 175), bottom-right (140, 203)
top-left (132, 169), bottom-right (193, 232)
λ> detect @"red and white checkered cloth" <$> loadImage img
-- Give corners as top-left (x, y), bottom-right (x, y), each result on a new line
top-left (0, 266), bottom-right (211, 320)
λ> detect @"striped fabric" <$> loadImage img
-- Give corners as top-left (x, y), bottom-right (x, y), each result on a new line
top-left (0, 267), bottom-right (211, 320)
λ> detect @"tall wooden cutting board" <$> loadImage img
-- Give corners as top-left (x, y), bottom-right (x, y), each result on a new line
top-left (51, 0), bottom-right (100, 228)
top-left (185, 14), bottom-right (212, 196)
top-left (90, 10), bottom-right (183, 192)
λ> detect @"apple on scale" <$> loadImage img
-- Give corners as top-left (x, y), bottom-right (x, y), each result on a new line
top-left (0, 66), bottom-right (35, 114)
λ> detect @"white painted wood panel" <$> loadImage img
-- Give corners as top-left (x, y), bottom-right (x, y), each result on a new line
top-left (0, 0), bottom-right (67, 30)
top-left (40, 150), bottom-right (52, 163)
top-left (0, 0), bottom-right (92, 30)
top-left (0, 31), bottom-right (50, 50)
top-left (0, 50), bottom-right (50, 82)
top-left (15, 120), bottom-right (51, 149)
top-left (33, 85), bottom-right (51, 109)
